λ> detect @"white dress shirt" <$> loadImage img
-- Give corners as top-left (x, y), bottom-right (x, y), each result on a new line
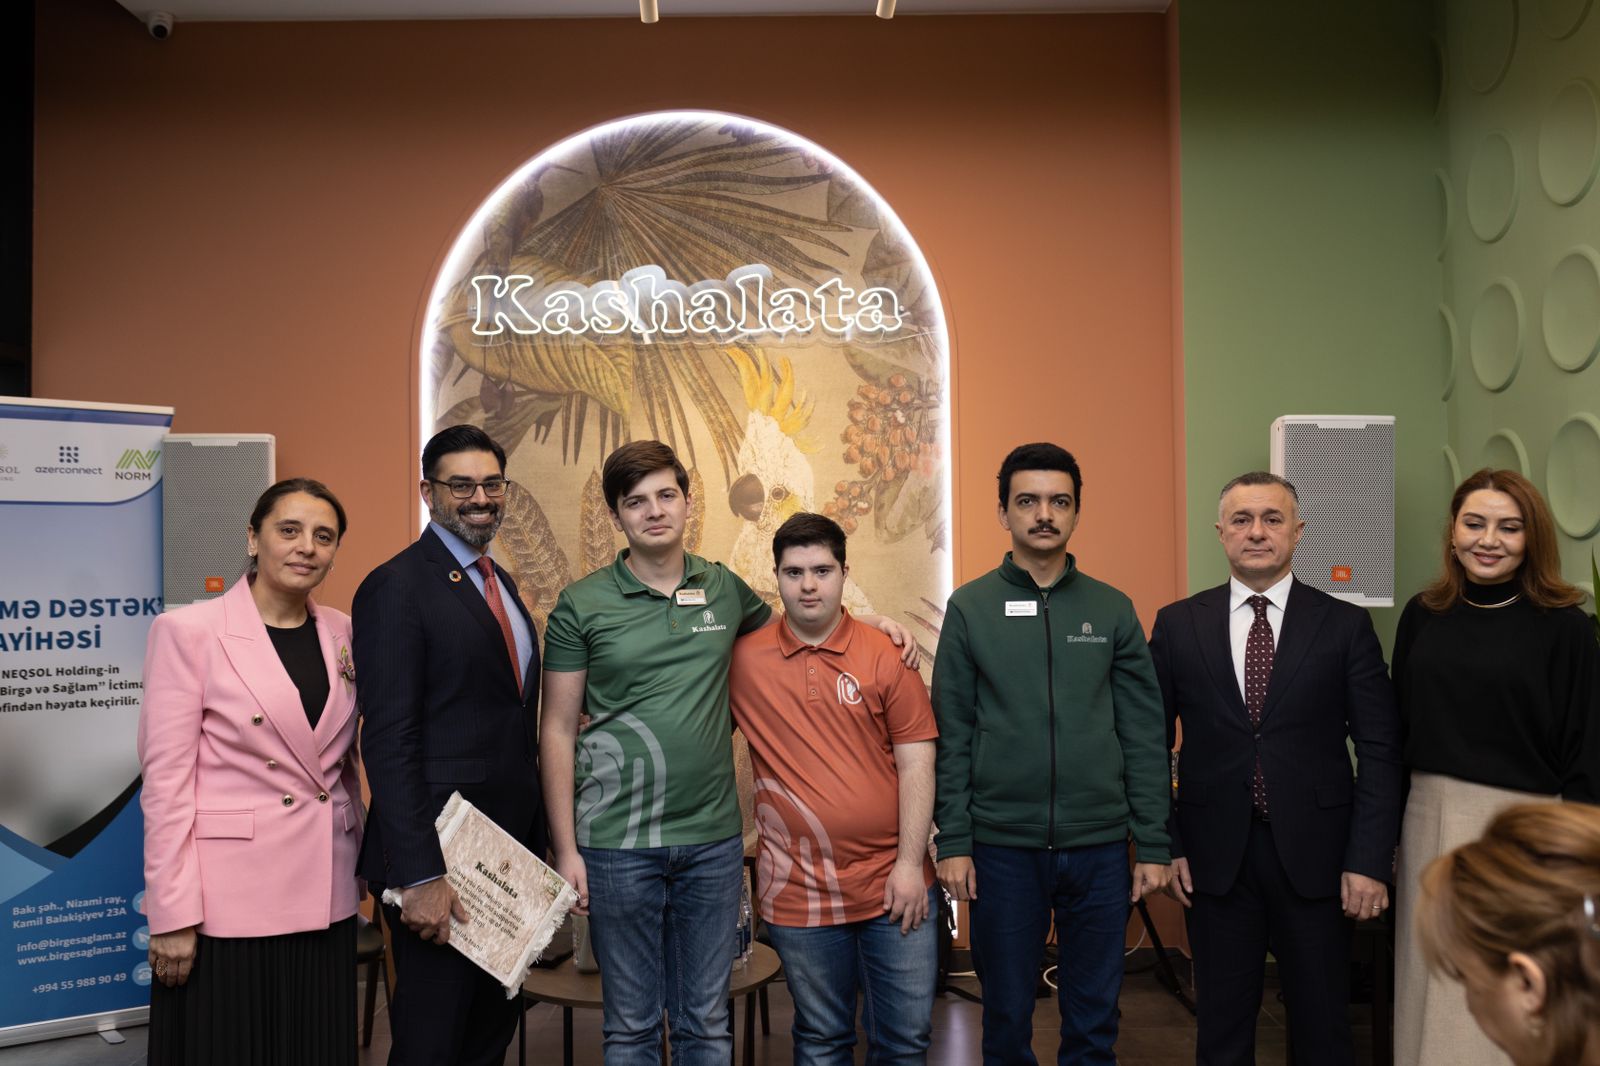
top-left (1228, 573), bottom-right (1293, 702)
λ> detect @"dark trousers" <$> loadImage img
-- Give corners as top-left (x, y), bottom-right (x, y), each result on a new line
top-left (969, 840), bottom-right (1131, 1066)
top-left (381, 901), bottom-right (520, 1066)
top-left (1186, 821), bottom-right (1354, 1066)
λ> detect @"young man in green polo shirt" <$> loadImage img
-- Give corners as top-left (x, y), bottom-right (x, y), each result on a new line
top-left (542, 440), bottom-right (918, 1064)
top-left (541, 440), bottom-right (768, 1065)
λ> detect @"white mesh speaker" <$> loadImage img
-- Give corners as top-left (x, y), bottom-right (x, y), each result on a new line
top-left (1270, 415), bottom-right (1395, 608)
top-left (162, 434), bottom-right (276, 609)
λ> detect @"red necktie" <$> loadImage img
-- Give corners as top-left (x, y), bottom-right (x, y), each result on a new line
top-left (475, 556), bottom-right (522, 690)
top-left (1244, 595), bottom-right (1273, 817)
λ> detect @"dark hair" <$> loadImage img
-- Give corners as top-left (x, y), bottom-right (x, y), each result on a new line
top-left (422, 425), bottom-right (506, 481)
top-left (1217, 471), bottom-right (1300, 518)
top-left (998, 443), bottom-right (1082, 508)
top-left (1418, 803), bottom-right (1600, 1065)
top-left (1419, 468), bottom-right (1583, 611)
top-left (772, 513), bottom-right (847, 568)
top-left (601, 440), bottom-right (689, 512)
top-left (247, 478), bottom-right (348, 573)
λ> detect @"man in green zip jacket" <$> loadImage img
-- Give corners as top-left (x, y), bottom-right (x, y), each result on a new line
top-left (933, 442), bottom-right (1172, 1066)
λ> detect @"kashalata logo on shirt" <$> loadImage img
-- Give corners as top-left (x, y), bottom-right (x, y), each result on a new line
top-left (1065, 620), bottom-right (1109, 644)
top-left (691, 608), bottom-right (727, 634)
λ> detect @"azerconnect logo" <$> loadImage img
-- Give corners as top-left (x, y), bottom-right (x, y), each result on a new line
top-left (115, 448), bottom-right (160, 483)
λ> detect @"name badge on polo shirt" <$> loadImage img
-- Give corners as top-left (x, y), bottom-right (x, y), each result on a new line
top-left (675, 588), bottom-right (707, 606)
top-left (1005, 600), bottom-right (1038, 617)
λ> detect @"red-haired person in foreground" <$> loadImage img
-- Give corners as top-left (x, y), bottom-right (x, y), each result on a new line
top-left (1417, 802), bottom-right (1600, 1066)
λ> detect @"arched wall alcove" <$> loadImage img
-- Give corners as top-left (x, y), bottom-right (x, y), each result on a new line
top-left (419, 110), bottom-right (953, 650)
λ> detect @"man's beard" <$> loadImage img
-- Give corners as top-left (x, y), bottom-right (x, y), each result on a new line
top-left (433, 499), bottom-right (503, 548)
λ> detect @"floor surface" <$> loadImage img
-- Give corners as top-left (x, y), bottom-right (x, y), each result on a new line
top-left (0, 951), bottom-right (1382, 1065)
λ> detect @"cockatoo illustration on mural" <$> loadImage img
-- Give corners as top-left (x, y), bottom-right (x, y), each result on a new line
top-left (724, 347), bottom-right (872, 614)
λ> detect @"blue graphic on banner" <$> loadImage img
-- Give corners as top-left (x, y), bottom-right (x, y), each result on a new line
top-left (0, 824), bottom-right (64, 902)
top-left (0, 399), bottom-right (172, 1042)
top-left (1, 799), bottom-right (149, 1027)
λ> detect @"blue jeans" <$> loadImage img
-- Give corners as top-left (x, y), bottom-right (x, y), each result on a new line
top-left (969, 840), bottom-right (1131, 1066)
top-left (580, 833), bottom-right (744, 1066)
top-left (765, 886), bottom-right (940, 1066)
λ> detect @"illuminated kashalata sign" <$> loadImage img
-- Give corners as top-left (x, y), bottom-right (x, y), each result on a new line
top-left (420, 110), bottom-right (951, 668)
top-left (469, 264), bottom-right (905, 341)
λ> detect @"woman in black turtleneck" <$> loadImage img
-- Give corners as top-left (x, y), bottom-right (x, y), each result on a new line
top-left (1394, 468), bottom-right (1599, 1066)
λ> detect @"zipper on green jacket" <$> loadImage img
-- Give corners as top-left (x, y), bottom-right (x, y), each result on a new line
top-left (1041, 586), bottom-right (1055, 849)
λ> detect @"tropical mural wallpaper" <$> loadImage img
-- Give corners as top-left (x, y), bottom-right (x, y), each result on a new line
top-left (423, 112), bottom-right (950, 667)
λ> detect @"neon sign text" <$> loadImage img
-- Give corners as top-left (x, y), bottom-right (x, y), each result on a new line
top-left (468, 264), bottom-right (904, 343)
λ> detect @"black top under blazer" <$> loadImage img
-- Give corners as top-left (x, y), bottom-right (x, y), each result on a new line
top-left (1149, 579), bottom-right (1403, 899)
top-left (353, 527), bottom-right (546, 890)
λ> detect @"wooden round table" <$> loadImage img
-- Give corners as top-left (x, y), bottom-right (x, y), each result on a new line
top-left (519, 943), bottom-right (782, 1066)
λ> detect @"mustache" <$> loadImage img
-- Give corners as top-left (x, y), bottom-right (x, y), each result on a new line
top-left (1028, 524), bottom-right (1059, 534)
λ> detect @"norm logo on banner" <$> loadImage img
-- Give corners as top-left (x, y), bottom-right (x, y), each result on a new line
top-left (115, 448), bottom-right (161, 483)
top-left (116, 449), bottom-right (159, 470)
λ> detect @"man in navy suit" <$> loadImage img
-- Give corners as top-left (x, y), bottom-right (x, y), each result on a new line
top-left (354, 424), bottom-right (544, 1066)
top-left (1149, 471), bottom-right (1401, 1066)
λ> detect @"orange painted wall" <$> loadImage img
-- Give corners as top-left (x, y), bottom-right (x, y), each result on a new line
top-left (35, 0), bottom-right (1182, 947)
top-left (35, 0), bottom-right (1176, 619)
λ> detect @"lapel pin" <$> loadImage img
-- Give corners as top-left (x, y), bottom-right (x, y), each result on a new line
top-left (449, 569), bottom-right (463, 583)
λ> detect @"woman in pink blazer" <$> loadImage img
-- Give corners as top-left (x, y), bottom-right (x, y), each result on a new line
top-left (138, 478), bottom-right (361, 1066)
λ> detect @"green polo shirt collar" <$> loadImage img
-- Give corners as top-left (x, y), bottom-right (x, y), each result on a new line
top-left (610, 549), bottom-right (709, 597)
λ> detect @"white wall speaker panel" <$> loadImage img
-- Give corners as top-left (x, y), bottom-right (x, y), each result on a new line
top-left (1270, 415), bottom-right (1395, 608)
top-left (162, 434), bottom-right (275, 609)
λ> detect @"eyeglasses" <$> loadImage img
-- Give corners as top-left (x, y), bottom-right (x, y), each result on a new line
top-left (428, 477), bottom-right (510, 499)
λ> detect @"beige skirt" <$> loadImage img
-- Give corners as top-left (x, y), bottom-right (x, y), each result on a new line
top-left (1394, 772), bottom-right (1558, 1066)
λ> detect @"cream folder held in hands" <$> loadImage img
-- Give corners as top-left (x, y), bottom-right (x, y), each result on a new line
top-left (381, 792), bottom-right (579, 997)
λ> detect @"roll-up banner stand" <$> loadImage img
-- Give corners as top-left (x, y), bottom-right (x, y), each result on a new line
top-left (0, 397), bottom-right (174, 1046)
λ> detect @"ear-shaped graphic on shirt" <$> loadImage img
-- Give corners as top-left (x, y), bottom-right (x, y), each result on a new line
top-left (754, 777), bottom-right (845, 927)
top-left (575, 713), bottom-right (669, 849)
top-left (574, 730), bottom-right (627, 848)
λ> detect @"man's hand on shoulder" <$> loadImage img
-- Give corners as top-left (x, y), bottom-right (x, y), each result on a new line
top-left (1340, 871), bottom-right (1389, 921)
top-left (1131, 862), bottom-right (1171, 903)
top-left (883, 860), bottom-right (930, 934)
top-left (401, 878), bottom-right (469, 944)
top-left (861, 614), bottom-right (921, 669)
top-left (937, 855), bottom-right (977, 901)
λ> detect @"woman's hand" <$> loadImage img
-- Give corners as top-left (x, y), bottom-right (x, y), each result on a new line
top-left (149, 926), bottom-right (198, 987)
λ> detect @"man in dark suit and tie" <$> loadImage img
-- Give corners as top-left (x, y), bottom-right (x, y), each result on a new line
top-left (354, 424), bottom-right (544, 1066)
top-left (1149, 471), bottom-right (1401, 1066)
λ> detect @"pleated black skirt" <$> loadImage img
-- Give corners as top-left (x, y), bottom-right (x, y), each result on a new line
top-left (147, 916), bottom-right (356, 1066)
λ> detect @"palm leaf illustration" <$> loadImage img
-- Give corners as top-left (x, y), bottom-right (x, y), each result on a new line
top-left (432, 118), bottom-right (857, 482)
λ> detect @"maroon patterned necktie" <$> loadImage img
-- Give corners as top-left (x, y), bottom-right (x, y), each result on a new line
top-left (1244, 595), bottom-right (1273, 817)
top-left (475, 556), bottom-right (522, 690)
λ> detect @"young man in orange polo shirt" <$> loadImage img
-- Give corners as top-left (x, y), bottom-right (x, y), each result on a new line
top-left (728, 512), bottom-right (939, 1066)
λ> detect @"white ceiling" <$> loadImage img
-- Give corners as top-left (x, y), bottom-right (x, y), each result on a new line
top-left (114, 0), bottom-right (1168, 22)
